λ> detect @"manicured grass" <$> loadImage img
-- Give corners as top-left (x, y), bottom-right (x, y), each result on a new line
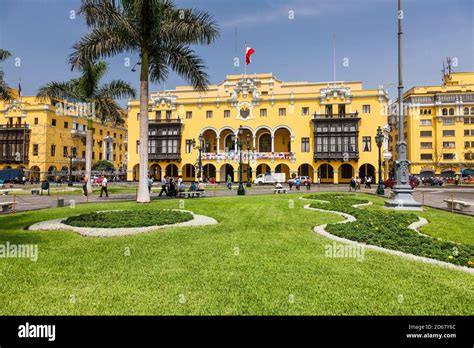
top-left (306, 193), bottom-right (474, 267)
top-left (0, 193), bottom-right (473, 315)
top-left (64, 209), bottom-right (193, 228)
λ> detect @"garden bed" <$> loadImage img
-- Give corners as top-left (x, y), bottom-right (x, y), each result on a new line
top-left (304, 193), bottom-right (474, 268)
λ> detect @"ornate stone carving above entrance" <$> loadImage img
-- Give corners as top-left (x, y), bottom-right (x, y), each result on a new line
top-left (236, 101), bottom-right (254, 121)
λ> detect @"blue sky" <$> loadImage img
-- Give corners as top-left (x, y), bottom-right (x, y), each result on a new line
top-left (0, 0), bottom-right (473, 102)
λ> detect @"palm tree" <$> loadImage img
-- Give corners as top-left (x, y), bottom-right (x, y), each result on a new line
top-left (70, 0), bottom-right (219, 203)
top-left (0, 49), bottom-right (13, 101)
top-left (37, 61), bottom-right (135, 193)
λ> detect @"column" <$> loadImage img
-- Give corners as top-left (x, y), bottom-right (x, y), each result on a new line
top-left (333, 170), bottom-right (339, 184)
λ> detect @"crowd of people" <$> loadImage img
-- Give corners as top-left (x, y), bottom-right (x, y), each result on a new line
top-left (157, 176), bottom-right (205, 198)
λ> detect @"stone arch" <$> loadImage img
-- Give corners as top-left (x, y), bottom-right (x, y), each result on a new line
top-left (166, 163), bottom-right (179, 177)
top-left (150, 163), bottom-right (162, 180)
top-left (132, 164), bottom-right (139, 181)
top-left (359, 163), bottom-right (375, 180)
top-left (274, 127), bottom-right (292, 152)
top-left (203, 164), bottom-right (216, 181)
top-left (298, 163), bottom-right (313, 179)
top-left (275, 163), bottom-right (290, 181)
top-left (338, 163), bottom-right (354, 183)
top-left (256, 163), bottom-right (271, 176)
top-left (182, 163), bottom-right (195, 181)
top-left (220, 163), bottom-right (234, 182)
top-left (318, 163), bottom-right (334, 183)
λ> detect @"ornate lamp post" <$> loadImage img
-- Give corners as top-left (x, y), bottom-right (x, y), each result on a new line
top-left (246, 133), bottom-right (252, 187)
top-left (375, 127), bottom-right (385, 195)
top-left (67, 149), bottom-right (76, 187)
top-left (385, 0), bottom-right (421, 210)
top-left (192, 134), bottom-right (205, 182)
top-left (231, 126), bottom-right (246, 195)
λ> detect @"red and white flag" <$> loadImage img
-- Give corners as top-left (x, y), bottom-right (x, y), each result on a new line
top-left (245, 47), bottom-right (255, 65)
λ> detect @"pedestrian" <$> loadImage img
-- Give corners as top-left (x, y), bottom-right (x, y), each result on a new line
top-left (356, 177), bottom-right (361, 190)
top-left (40, 179), bottom-right (50, 196)
top-left (197, 181), bottom-right (205, 192)
top-left (306, 177), bottom-right (312, 191)
top-left (159, 176), bottom-right (168, 197)
top-left (454, 174), bottom-right (460, 186)
top-left (148, 176), bottom-right (154, 193)
top-left (288, 178), bottom-right (294, 191)
top-left (178, 175), bottom-right (183, 188)
top-left (189, 181), bottom-right (197, 192)
top-left (226, 174), bottom-right (232, 191)
top-left (82, 176), bottom-right (88, 196)
top-left (168, 176), bottom-right (176, 197)
top-left (99, 175), bottom-right (109, 197)
top-left (295, 178), bottom-right (301, 191)
top-left (350, 177), bottom-right (356, 192)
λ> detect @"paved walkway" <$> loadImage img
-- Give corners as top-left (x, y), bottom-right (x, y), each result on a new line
top-left (0, 183), bottom-right (473, 216)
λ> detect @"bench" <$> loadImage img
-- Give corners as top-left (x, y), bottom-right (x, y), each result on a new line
top-left (0, 201), bottom-right (16, 213)
top-left (0, 190), bottom-right (10, 195)
top-left (444, 199), bottom-right (472, 212)
top-left (31, 189), bottom-right (40, 195)
top-left (177, 191), bottom-right (206, 198)
top-left (273, 188), bottom-right (287, 194)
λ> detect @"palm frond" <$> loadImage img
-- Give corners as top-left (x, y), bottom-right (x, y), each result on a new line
top-left (0, 49), bottom-right (11, 62)
top-left (97, 80), bottom-right (136, 99)
top-left (36, 81), bottom-right (83, 103)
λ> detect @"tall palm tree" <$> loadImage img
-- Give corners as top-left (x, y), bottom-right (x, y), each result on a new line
top-left (70, 0), bottom-right (219, 203)
top-left (37, 61), bottom-right (135, 193)
top-left (0, 49), bottom-right (13, 101)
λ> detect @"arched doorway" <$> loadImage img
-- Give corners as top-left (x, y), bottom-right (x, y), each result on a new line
top-left (256, 163), bottom-right (271, 175)
top-left (440, 168), bottom-right (455, 178)
top-left (339, 163), bottom-right (354, 183)
top-left (419, 169), bottom-right (434, 179)
top-left (203, 164), bottom-right (216, 181)
top-left (166, 163), bottom-right (179, 177)
top-left (275, 163), bottom-right (290, 181)
top-left (150, 164), bottom-right (162, 180)
top-left (318, 164), bottom-right (334, 183)
top-left (220, 164), bottom-right (234, 182)
top-left (258, 133), bottom-right (272, 152)
top-left (182, 164), bottom-right (195, 181)
top-left (359, 163), bottom-right (375, 180)
top-left (274, 127), bottom-right (292, 152)
top-left (29, 166), bottom-right (40, 182)
top-left (132, 164), bottom-right (139, 181)
top-left (47, 166), bottom-right (57, 182)
top-left (298, 163), bottom-right (313, 179)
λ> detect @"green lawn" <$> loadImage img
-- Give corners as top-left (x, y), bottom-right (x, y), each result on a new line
top-left (0, 193), bottom-right (472, 315)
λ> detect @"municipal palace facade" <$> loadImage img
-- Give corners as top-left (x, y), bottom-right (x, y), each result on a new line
top-left (127, 73), bottom-right (390, 183)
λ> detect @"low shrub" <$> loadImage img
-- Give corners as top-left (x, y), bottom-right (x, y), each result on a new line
top-left (64, 209), bottom-right (193, 228)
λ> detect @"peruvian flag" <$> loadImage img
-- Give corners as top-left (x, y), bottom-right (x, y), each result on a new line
top-left (245, 47), bottom-right (255, 65)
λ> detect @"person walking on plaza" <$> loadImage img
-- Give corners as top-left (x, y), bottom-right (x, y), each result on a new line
top-left (159, 176), bottom-right (168, 197)
top-left (365, 176), bottom-right (372, 189)
top-left (288, 178), bottom-right (294, 191)
top-left (454, 174), bottom-right (460, 186)
top-left (168, 176), bottom-right (176, 197)
top-left (82, 176), bottom-right (88, 196)
top-left (350, 177), bottom-right (357, 192)
top-left (40, 179), bottom-right (50, 196)
top-left (99, 175), bottom-right (109, 197)
top-left (356, 177), bottom-right (361, 190)
top-left (306, 177), bottom-right (312, 191)
top-left (226, 174), bottom-right (232, 191)
top-left (295, 178), bottom-right (301, 191)
top-left (148, 176), bottom-right (153, 193)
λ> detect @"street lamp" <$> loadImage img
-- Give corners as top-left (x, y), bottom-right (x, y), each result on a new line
top-left (385, 0), bottom-right (421, 210)
top-left (231, 125), bottom-right (245, 195)
top-left (246, 133), bottom-right (252, 187)
top-left (192, 134), bottom-right (206, 182)
top-left (67, 150), bottom-right (76, 187)
top-left (375, 126), bottom-right (385, 195)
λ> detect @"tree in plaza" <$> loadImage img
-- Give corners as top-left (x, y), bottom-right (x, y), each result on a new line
top-left (69, 0), bottom-right (219, 203)
top-left (92, 159), bottom-right (115, 171)
top-left (36, 61), bottom-right (135, 193)
top-left (0, 49), bottom-right (13, 102)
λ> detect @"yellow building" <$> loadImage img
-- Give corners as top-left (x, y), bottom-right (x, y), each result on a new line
top-left (0, 95), bottom-right (127, 181)
top-left (389, 72), bottom-right (474, 178)
top-left (127, 73), bottom-right (389, 184)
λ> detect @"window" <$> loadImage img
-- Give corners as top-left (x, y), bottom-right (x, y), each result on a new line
top-left (420, 131), bottom-right (432, 137)
top-left (362, 105), bottom-right (371, 113)
top-left (301, 138), bottom-right (310, 152)
top-left (420, 119), bottom-right (432, 126)
top-left (64, 121), bottom-right (68, 128)
top-left (465, 117), bottom-right (471, 124)
top-left (206, 110), bottom-right (213, 119)
top-left (113, 154), bottom-right (116, 161)
top-left (471, 107), bottom-right (474, 115)
top-left (113, 133), bottom-right (116, 138)
top-left (166, 110), bottom-right (171, 119)
top-left (442, 118), bottom-right (455, 125)
top-left (136, 140), bottom-right (140, 154)
top-left (63, 146), bottom-right (68, 157)
top-left (302, 107), bottom-right (310, 116)
top-left (52, 119), bottom-right (56, 127)
top-left (100, 129), bottom-right (103, 135)
top-left (33, 144), bottom-right (38, 156)
top-left (82, 151), bottom-right (85, 158)
top-left (443, 130), bottom-right (455, 136)
top-left (137, 112), bottom-right (140, 120)
top-left (465, 141), bottom-right (473, 148)
top-left (186, 111), bottom-right (192, 119)
top-left (443, 141), bottom-right (455, 148)
top-left (362, 136), bottom-right (371, 152)
top-left (442, 108), bottom-right (448, 116)
top-left (260, 109), bottom-right (267, 117)
top-left (278, 108), bottom-right (286, 116)
top-left (99, 153), bottom-right (103, 160)
top-left (465, 129), bottom-right (470, 136)
top-left (443, 153), bottom-right (455, 160)
top-left (466, 153), bottom-right (474, 160)
top-left (449, 108), bottom-right (454, 116)
top-left (50, 144), bottom-right (56, 157)
top-left (224, 110), bottom-right (230, 118)
top-left (185, 139), bottom-right (193, 153)
top-left (338, 104), bottom-right (346, 117)
top-left (34, 117), bottom-right (39, 125)
top-left (71, 147), bottom-right (77, 157)
top-left (92, 152), bottom-right (95, 159)
top-left (464, 107), bottom-right (469, 115)
top-left (420, 142), bottom-right (432, 149)
top-left (120, 134), bottom-right (123, 139)
top-left (420, 154), bottom-right (432, 160)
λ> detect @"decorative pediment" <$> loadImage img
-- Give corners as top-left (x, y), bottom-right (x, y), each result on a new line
top-left (151, 93), bottom-right (177, 110)
top-left (229, 78), bottom-right (261, 106)
top-left (320, 86), bottom-right (351, 103)
top-left (3, 99), bottom-right (26, 117)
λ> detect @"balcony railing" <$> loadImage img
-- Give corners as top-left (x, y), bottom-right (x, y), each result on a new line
top-left (149, 153), bottom-right (181, 160)
top-left (312, 112), bottom-right (360, 119)
top-left (71, 129), bottom-right (87, 137)
top-left (200, 151), bottom-right (295, 161)
top-left (0, 124), bottom-right (29, 129)
top-left (314, 152), bottom-right (359, 161)
top-left (0, 155), bottom-right (29, 163)
top-left (149, 118), bottom-right (182, 124)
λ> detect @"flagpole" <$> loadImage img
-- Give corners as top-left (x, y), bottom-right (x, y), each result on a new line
top-left (244, 42), bottom-right (247, 79)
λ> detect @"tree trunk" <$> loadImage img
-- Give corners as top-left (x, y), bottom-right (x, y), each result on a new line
top-left (85, 118), bottom-right (93, 194)
top-left (137, 52), bottom-right (150, 203)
